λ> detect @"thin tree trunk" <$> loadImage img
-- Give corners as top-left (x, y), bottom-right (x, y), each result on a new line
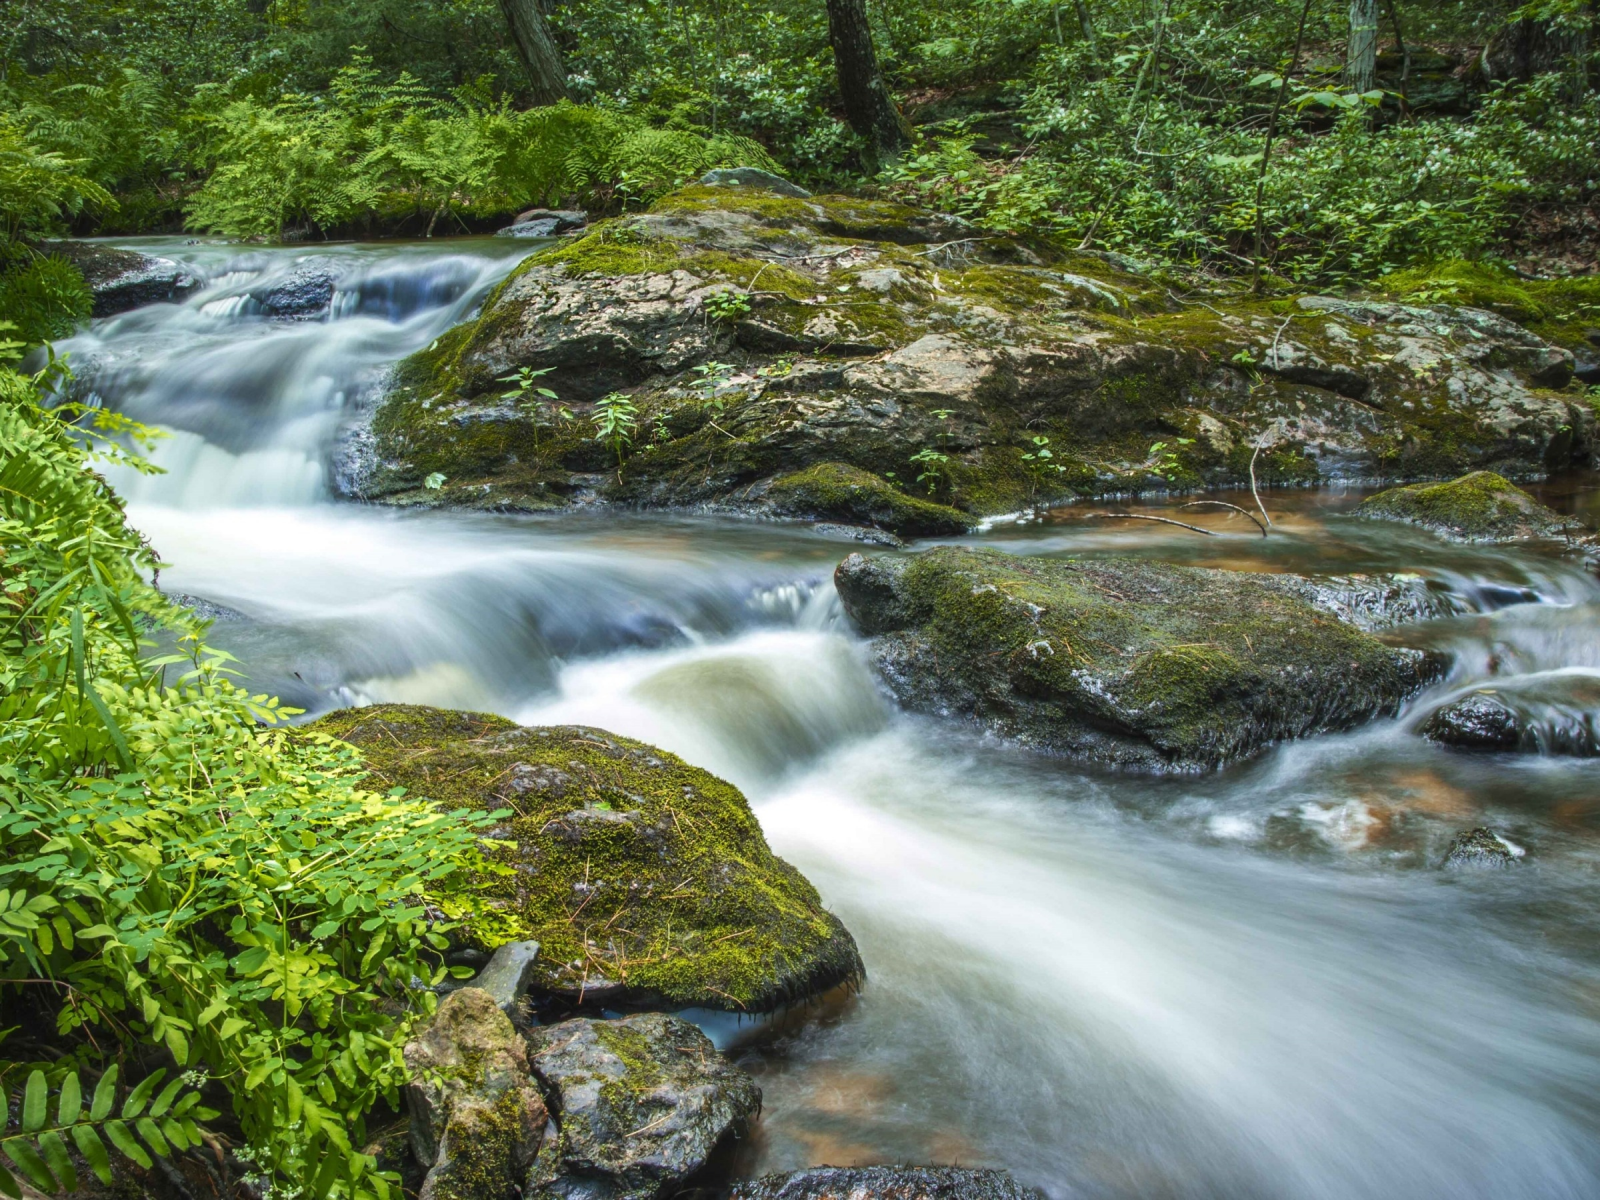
top-left (1383, 0), bottom-right (1411, 117)
top-left (825, 0), bottom-right (912, 166)
top-left (499, 0), bottom-right (569, 106)
top-left (1346, 0), bottom-right (1379, 94)
top-left (1074, 0), bottom-right (1097, 47)
top-left (1251, 0), bottom-right (1314, 294)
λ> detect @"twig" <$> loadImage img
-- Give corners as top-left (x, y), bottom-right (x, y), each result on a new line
top-left (1086, 512), bottom-right (1216, 536)
top-left (1267, 314), bottom-right (1294, 369)
top-left (1180, 499), bottom-right (1268, 536)
top-left (913, 236), bottom-right (996, 257)
top-left (1248, 430), bottom-right (1275, 529)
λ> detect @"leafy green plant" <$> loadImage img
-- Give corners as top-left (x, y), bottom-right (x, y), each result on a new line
top-left (1144, 437), bottom-right (1194, 482)
top-left (1020, 434), bottom-right (1060, 505)
top-left (0, 365), bottom-right (498, 1200)
top-left (592, 391), bottom-right (638, 474)
top-left (703, 289), bottom-right (751, 322)
top-left (0, 1065), bottom-right (214, 1197)
top-left (688, 360), bottom-right (737, 409)
top-left (909, 446), bottom-right (950, 496)
top-left (500, 366), bottom-right (561, 450)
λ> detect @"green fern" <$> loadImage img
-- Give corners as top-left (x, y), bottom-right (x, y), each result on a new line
top-left (0, 1065), bottom-right (213, 1197)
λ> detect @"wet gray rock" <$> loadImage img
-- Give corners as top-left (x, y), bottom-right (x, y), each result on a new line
top-left (1276, 572), bottom-right (1466, 632)
top-left (499, 209), bottom-right (589, 238)
top-left (255, 262), bottom-right (342, 319)
top-left (732, 1167), bottom-right (1042, 1200)
top-left (1421, 693), bottom-right (1522, 750)
top-left (1442, 826), bottom-right (1523, 869)
top-left (524, 1013), bottom-right (760, 1200)
top-left (45, 240), bottom-right (198, 316)
top-left (1421, 675), bottom-right (1600, 756)
top-left (699, 167), bottom-right (811, 198)
top-left (471, 939), bottom-right (542, 1023)
top-left (404, 987), bottom-right (548, 1200)
top-left (836, 547), bottom-right (1445, 772)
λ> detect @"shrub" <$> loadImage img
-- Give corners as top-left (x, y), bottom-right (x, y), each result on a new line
top-left (0, 366), bottom-right (496, 1200)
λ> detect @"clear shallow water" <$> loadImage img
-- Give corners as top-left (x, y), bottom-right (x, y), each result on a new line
top-left (60, 239), bottom-right (1600, 1200)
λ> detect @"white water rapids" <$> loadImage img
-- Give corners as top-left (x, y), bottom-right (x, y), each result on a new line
top-left (59, 238), bottom-right (1600, 1200)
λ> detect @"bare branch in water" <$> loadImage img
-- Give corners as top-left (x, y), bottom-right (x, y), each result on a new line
top-left (1087, 512), bottom-right (1217, 536)
top-left (1180, 499), bottom-right (1269, 536)
top-left (1248, 430), bottom-right (1276, 530)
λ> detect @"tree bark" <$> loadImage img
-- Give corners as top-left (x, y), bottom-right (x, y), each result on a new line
top-left (499, 0), bottom-right (570, 106)
top-left (1346, 0), bottom-right (1379, 94)
top-left (825, 0), bottom-right (911, 165)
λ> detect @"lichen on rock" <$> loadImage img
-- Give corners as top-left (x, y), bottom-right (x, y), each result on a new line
top-left (524, 1012), bottom-right (761, 1200)
top-left (403, 987), bottom-right (548, 1200)
top-left (762, 461), bottom-right (971, 536)
top-left (834, 547), bottom-right (1444, 772)
top-left (1356, 470), bottom-right (1575, 542)
top-left (307, 704), bottom-right (863, 1012)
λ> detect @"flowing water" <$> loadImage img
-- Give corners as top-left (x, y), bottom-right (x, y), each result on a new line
top-left (59, 239), bottom-right (1600, 1200)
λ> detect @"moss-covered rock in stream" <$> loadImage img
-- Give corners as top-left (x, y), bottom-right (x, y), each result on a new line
top-left (763, 461), bottom-right (972, 536)
top-left (361, 184), bottom-right (1593, 523)
top-left (307, 704), bottom-right (862, 1012)
top-left (1356, 471), bottom-right (1575, 542)
top-left (834, 548), bottom-right (1444, 773)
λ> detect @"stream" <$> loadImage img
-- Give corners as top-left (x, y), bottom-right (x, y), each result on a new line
top-left (59, 237), bottom-right (1600, 1200)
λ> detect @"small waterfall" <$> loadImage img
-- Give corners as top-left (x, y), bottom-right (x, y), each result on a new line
top-left (56, 239), bottom-right (532, 508)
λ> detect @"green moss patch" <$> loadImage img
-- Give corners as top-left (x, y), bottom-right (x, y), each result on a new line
top-left (307, 705), bottom-right (863, 1012)
top-left (765, 462), bottom-right (973, 537)
top-left (1356, 470), bottom-right (1576, 542)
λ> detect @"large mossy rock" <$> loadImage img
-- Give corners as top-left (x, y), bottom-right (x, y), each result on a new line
top-left (1357, 470), bottom-right (1573, 542)
top-left (309, 704), bottom-right (862, 1011)
top-left (834, 548), bottom-right (1443, 772)
top-left (362, 186), bottom-right (1590, 523)
top-left (525, 1013), bottom-right (760, 1200)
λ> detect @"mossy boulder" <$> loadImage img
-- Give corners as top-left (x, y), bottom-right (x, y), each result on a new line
top-left (834, 548), bottom-right (1444, 772)
top-left (1356, 471), bottom-right (1573, 542)
top-left (763, 461), bottom-right (972, 536)
top-left (308, 704), bottom-right (862, 1012)
top-left (361, 184), bottom-right (1592, 519)
top-left (525, 1013), bottom-right (760, 1200)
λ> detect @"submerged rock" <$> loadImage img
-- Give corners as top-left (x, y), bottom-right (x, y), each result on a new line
top-left (364, 184), bottom-right (1591, 517)
top-left (732, 1167), bottom-right (1041, 1200)
top-left (309, 704), bottom-right (862, 1011)
top-left (254, 261), bottom-right (342, 319)
top-left (525, 1013), bottom-right (760, 1200)
top-left (1442, 826), bottom-right (1523, 868)
top-left (44, 240), bottom-right (198, 315)
top-left (1357, 471), bottom-right (1575, 542)
top-left (834, 547), bottom-right (1443, 772)
top-left (1421, 674), bottom-right (1600, 755)
top-left (404, 987), bottom-right (548, 1200)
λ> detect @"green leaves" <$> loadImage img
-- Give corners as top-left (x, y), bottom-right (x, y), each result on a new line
top-left (0, 1068), bottom-right (201, 1196)
top-left (0, 368), bottom-right (486, 1200)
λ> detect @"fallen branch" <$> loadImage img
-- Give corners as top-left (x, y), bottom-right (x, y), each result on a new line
top-left (1087, 512), bottom-right (1216, 536)
top-left (1180, 499), bottom-right (1269, 536)
top-left (1247, 430), bottom-right (1276, 530)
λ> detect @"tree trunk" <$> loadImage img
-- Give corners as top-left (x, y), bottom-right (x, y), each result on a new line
top-left (1346, 0), bottom-right (1379, 94)
top-left (825, 0), bottom-right (911, 165)
top-left (499, 0), bottom-right (569, 106)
